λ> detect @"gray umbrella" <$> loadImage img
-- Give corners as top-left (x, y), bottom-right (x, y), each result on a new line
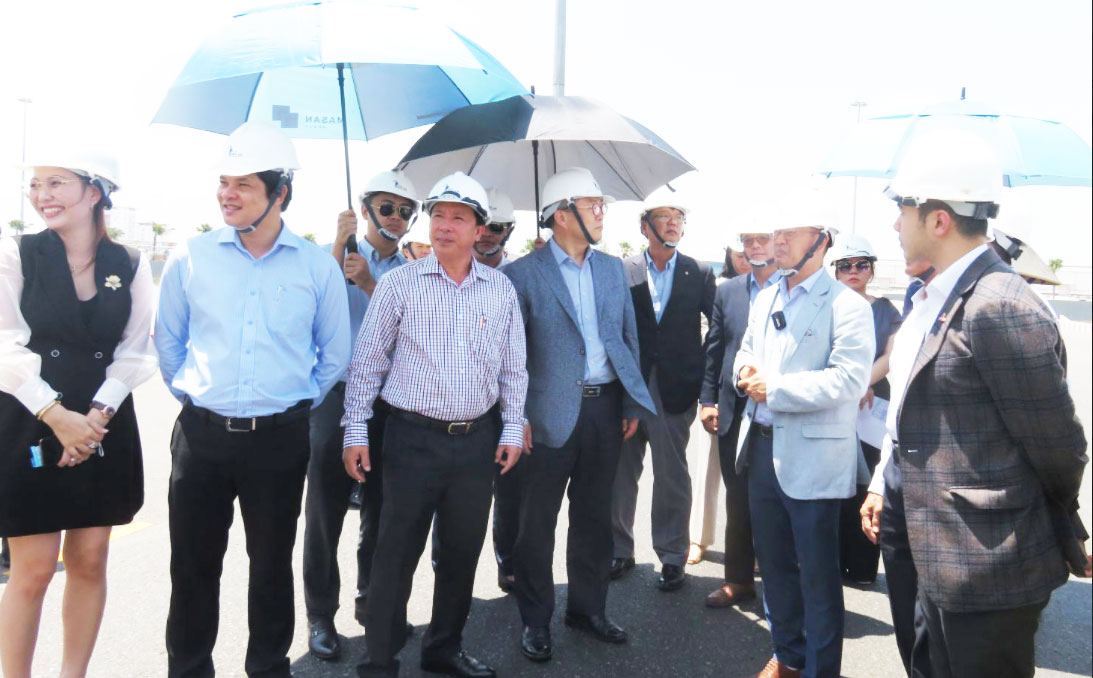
top-left (396, 95), bottom-right (695, 231)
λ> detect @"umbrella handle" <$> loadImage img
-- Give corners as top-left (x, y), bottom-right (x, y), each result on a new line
top-left (533, 139), bottom-right (541, 237)
top-left (338, 63), bottom-right (359, 259)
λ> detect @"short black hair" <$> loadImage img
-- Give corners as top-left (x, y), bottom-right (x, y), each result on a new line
top-left (257, 170), bottom-right (293, 212)
top-left (919, 199), bottom-right (988, 238)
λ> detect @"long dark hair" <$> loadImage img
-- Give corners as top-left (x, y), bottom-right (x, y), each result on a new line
top-left (722, 247), bottom-right (741, 279)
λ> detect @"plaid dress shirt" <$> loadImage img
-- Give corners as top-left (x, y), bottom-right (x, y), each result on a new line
top-left (342, 255), bottom-right (528, 448)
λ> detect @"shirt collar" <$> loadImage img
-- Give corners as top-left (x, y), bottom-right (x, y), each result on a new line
top-left (924, 243), bottom-right (988, 304)
top-left (550, 238), bottom-right (594, 267)
top-left (358, 234), bottom-right (407, 265)
top-left (644, 249), bottom-right (677, 274)
top-left (418, 253), bottom-right (490, 283)
top-left (778, 266), bottom-right (824, 298)
top-left (217, 221), bottom-right (300, 252)
top-left (748, 269), bottom-right (781, 291)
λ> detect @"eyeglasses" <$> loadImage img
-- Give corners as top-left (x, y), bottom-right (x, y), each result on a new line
top-left (571, 201), bottom-right (608, 217)
top-left (835, 260), bottom-right (873, 273)
top-left (739, 234), bottom-right (771, 248)
top-left (486, 222), bottom-right (513, 234)
top-left (25, 176), bottom-right (81, 196)
top-left (772, 227), bottom-right (823, 242)
top-left (646, 211), bottom-right (686, 225)
top-left (372, 202), bottom-right (415, 221)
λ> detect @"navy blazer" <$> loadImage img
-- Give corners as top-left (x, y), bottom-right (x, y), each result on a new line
top-left (504, 245), bottom-right (656, 448)
top-left (700, 274), bottom-right (751, 435)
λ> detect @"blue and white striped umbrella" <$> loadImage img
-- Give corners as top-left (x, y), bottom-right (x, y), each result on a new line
top-left (819, 97), bottom-right (1092, 187)
top-left (154, 1), bottom-right (526, 140)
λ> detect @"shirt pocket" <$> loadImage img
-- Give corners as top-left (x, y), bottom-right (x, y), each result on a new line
top-left (266, 283), bottom-right (316, 346)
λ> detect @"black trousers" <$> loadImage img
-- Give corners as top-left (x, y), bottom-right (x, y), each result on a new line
top-left (839, 442), bottom-right (881, 582)
top-left (302, 391), bottom-right (390, 623)
top-left (918, 592), bottom-right (1046, 678)
top-left (357, 413), bottom-right (498, 677)
top-left (513, 383), bottom-right (623, 627)
top-left (717, 404), bottom-right (755, 586)
top-left (880, 451), bottom-right (931, 678)
top-left (166, 405), bottom-right (310, 678)
top-left (492, 458), bottom-right (521, 576)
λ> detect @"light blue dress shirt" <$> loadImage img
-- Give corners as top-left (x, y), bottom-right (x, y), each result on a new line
top-left (341, 235), bottom-right (407, 365)
top-left (747, 269), bottom-right (781, 304)
top-left (753, 267), bottom-right (824, 425)
top-left (644, 249), bottom-right (677, 323)
top-left (155, 224), bottom-right (351, 417)
top-left (549, 239), bottom-right (616, 385)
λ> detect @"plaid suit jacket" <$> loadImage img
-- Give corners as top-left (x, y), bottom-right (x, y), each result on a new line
top-left (897, 248), bottom-right (1088, 613)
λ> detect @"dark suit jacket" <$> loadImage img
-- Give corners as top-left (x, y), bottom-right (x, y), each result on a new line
top-left (897, 248), bottom-right (1088, 613)
top-left (700, 275), bottom-right (751, 435)
top-left (504, 245), bottom-right (657, 448)
top-left (624, 252), bottom-right (715, 415)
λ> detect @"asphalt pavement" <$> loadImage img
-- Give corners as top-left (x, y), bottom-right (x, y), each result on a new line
top-left (4, 350), bottom-right (1091, 677)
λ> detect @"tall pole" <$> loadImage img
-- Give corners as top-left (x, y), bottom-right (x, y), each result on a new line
top-left (553, 0), bottom-right (566, 97)
top-left (18, 97), bottom-right (31, 226)
top-left (850, 101), bottom-right (867, 233)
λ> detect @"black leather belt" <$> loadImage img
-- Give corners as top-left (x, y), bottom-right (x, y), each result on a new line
top-left (581, 381), bottom-right (619, 398)
top-left (185, 399), bottom-right (311, 433)
top-left (752, 423), bottom-right (774, 438)
top-left (389, 407), bottom-right (492, 435)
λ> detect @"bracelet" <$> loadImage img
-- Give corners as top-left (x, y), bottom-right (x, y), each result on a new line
top-left (36, 398), bottom-right (61, 421)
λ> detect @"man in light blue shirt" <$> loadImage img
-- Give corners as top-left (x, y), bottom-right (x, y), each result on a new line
top-left (155, 122), bottom-right (350, 678)
top-left (301, 170), bottom-right (418, 660)
top-left (549, 238), bottom-right (617, 385)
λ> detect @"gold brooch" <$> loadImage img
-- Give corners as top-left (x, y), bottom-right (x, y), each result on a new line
top-left (105, 275), bottom-right (122, 291)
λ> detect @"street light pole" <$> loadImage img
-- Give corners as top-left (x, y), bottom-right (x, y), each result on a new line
top-left (850, 101), bottom-right (867, 233)
top-left (553, 0), bottom-right (566, 96)
top-left (18, 97), bottom-right (31, 226)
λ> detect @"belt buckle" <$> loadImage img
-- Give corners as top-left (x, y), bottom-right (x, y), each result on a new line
top-left (582, 385), bottom-right (602, 398)
top-left (446, 421), bottom-right (471, 435)
top-left (225, 417), bottom-right (256, 433)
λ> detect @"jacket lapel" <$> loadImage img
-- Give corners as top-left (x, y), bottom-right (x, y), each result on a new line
top-left (783, 273), bottom-right (831, 365)
top-left (591, 251), bottom-right (611, 322)
top-left (533, 245), bottom-right (581, 328)
top-left (660, 254), bottom-right (692, 322)
top-left (626, 255), bottom-right (654, 319)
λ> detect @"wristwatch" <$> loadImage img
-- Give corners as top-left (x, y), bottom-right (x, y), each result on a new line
top-left (90, 400), bottom-right (116, 420)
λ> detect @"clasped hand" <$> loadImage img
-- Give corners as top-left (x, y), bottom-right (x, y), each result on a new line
top-left (42, 405), bottom-right (109, 467)
top-left (737, 365), bottom-right (768, 403)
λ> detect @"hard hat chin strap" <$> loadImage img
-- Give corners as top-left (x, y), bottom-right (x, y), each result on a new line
top-left (778, 231), bottom-right (828, 278)
top-left (568, 203), bottom-right (600, 246)
top-left (363, 201), bottom-right (415, 243)
top-left (234, 174), bottom-right (288, 235)
top-left (475, 225), bottom-right (514, 258)
top-left (642, 215), bottom-right (678, 249)
top-left (748, 258), bottom-right (773, 268)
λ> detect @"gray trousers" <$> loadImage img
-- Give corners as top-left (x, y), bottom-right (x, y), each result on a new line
top-left (611, 367), bottom-right (696, 567)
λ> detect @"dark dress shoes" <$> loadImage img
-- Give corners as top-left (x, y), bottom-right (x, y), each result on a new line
top-left (421, 650), bottom-right (496, 678)
top-left (564, 612), bottom-right (628, 644)
top-left (705, 582), bottom-right (757, 608)
top-left (521, 625), bottom-right (552, 662)
top-left (609, 557), bottom-right (635, 580)
top-left (307, 618), bottom-right (340, 660)
top-left (657, 564), bottom-right (685, 592)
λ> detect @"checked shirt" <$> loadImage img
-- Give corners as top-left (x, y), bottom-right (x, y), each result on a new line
top-left (342, 255), bottom-right (528, 448)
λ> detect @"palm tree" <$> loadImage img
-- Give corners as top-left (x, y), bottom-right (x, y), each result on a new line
top-left (197, 223), bottom-right (213, 233)
top-left (106, 226), bottom-right (125, 240)
top-left (619, 241), bottom-right (634, 258)
top-left (8, 219), bottom-right (25, 235)
top-left (303, 233), bottom-right (317, 243)
top-left (151, 222), bottom-right (168, 257)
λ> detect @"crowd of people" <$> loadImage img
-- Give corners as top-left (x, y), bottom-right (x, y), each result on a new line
top-left (0, 120), bottom-right (1088, 678)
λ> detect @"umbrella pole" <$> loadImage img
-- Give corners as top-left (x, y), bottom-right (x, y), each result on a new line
top-left (533, 139), bottom-right (541, 237)
top-left (337, 63), bottom-right (358, 257)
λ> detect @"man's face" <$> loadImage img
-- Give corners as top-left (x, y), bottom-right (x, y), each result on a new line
top-left (364, 191), bottom-right (416, 239)
top-left (564, 197), bottom-right (606, 242)
top-left (429, 202), bottom-right (481, 257)
top-left (642, 207), bottom-right (684, 245)
top-left (739, 232), bottom-right (773, 265)
top-left (218, 174), bottom-right (275, 227)
top-left (476, 221), bottom-right (513, 252)
top-left (893, 205), bottom-right (931, 265)
top-left (772, 227), bottom-right (823, 269)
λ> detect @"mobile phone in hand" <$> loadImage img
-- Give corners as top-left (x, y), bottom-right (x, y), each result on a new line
top-left (29, 436), bottom-right (64, 468)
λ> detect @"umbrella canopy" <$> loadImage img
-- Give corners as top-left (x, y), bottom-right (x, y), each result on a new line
top-left (396, 95), bottom-right (695, 215)
top-left (818, 98), bottom-right (1092, 187)
top-left (993, 228), bottom-right (1062, 285)
top-left (153, 1), bottom-right (527, 141)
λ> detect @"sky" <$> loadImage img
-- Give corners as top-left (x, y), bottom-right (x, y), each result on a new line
top-left (2, 0), bottom-right (1091, 268)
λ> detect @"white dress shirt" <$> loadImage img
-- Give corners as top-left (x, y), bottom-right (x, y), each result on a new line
top-left (868, 243), bottom-right (989, 495)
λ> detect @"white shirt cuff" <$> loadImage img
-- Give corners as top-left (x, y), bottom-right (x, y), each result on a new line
top-left (14, 376), bottom-right (59, 416)
top-left (92, 377), bottom-right (131, 411)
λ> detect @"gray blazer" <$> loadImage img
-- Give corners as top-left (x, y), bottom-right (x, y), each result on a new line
top-left (504, 245), bottom-right (656, 448)
top-left (700, 274), bottom-right (751, 436)
top-left (732, 271), bottom-right (874, 500)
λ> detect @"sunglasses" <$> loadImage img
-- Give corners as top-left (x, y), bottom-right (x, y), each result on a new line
top-left (373, 202), bottom-right (415, 221)
top-left (486, 222), bottom-right (513, 234)
top-left (835, 260), bottom-right (873, 273)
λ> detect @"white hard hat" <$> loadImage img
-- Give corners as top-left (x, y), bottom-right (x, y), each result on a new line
top-left (540, 167), bottom-right (615, 222)
top-left (641, 185), bottom-right (689, 218)
top-left (423, 171), bottom-right (490, 223)
top-left (28, 151), bottom-right (121, 193)
top-left (360, 170), bottom-right (419, 207)
top-left (829, 233), bottom-right (878, 262)
top-left (216, 121), bottom-right (300, 178)
top-left (486, 188), bottom-right (515, 224)
top-left (885, 130), bottom-right (1003, 219)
